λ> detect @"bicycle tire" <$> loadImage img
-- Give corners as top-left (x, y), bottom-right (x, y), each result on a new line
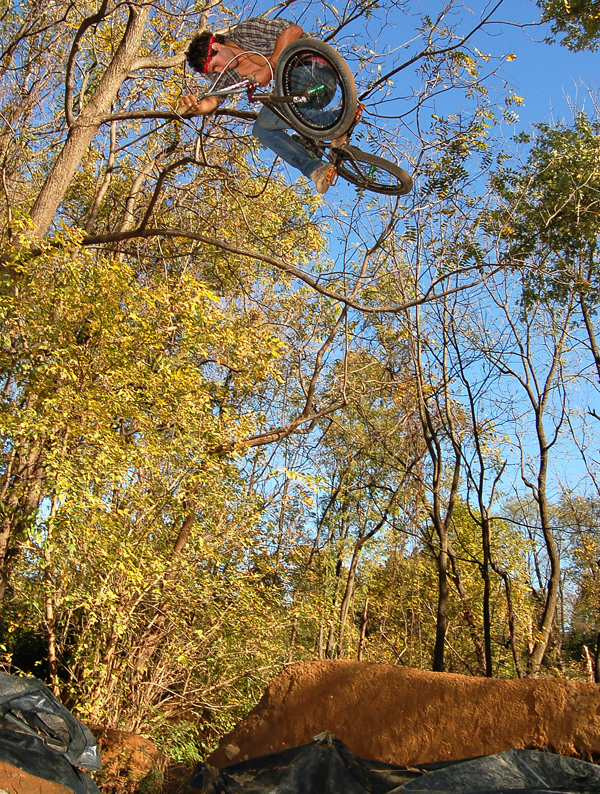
top-left (275, 39), bottom-right (358, 140)
top-left (334, 145), bottom-right (413, 195)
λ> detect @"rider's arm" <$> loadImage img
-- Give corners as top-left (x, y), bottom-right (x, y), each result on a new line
top-left (269, 24), bottom-right (303, 66)
top-left (178, 94), bottom-right (220, 115)
top-left (249, 24), bottom-right (304, 86)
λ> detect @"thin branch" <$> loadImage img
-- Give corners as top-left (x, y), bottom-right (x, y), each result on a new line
top-left (131, 50), bottom-right (187, 71)
top-left (358, 0), bottom-right (506, 101)
top-left (323, 0), bottom-right (380, 42)
top-left (139, 148), bottom-right (184, 229)
top-left (98, 108), bottom-right (259, 123)
top-left (214, 401), bottom-right (347, 453)
top-left (65, 0), bottom-right (110, 127)
top-left (81, 227), bottom-right (502, 314)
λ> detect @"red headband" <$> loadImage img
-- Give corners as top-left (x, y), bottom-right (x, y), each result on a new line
top-left (203, 35), bottom-right (216, 72)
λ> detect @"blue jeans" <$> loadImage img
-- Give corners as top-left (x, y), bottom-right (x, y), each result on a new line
top-left (252, 106), bottom-right (323, 179)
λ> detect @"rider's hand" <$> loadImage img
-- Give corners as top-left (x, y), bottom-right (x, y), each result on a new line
top-left (253, 63), bottom-right (273, 86)
top-left (178, 94), bottom-right (201, 114)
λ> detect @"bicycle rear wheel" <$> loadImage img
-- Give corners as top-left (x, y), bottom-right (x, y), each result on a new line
top-left (335, 146), bottom-right (413, 195)
top-left (275, 39), bottom-right (357, 140)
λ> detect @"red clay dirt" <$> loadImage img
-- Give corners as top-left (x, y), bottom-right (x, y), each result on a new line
top-left (0, 759), bottom-right (74, 794)
top-left (207, 660), bottom-right (600, 768)
top-left (89, 726), bottom-right (196, 793)
top-left (89, 726), bottom-right (161, 792)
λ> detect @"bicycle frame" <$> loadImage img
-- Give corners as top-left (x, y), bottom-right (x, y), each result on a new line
top-left (202, 79), bottom-right (328, 105)
top-left (191, 60), bottom-right (412, 195)
top-left (199, 79), bottom-right (366, 170)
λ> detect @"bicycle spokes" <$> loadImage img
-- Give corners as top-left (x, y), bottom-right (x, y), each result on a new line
top-left (283, 54), bottom-right (346, 131)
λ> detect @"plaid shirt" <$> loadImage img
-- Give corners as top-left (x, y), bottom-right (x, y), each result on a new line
top-left (208, 17), bottom-right (304, 91)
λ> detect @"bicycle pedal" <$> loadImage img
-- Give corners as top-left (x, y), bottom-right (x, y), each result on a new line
top-left (355, 103), bottom-right (366, 121)
top-left (326, 166), bottom-right (338, 186)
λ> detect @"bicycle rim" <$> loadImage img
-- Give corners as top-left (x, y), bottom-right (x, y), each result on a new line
top-left (335, 146), bottom-right (413, 195)
top-left (282, 53), bottom-right (348, 133)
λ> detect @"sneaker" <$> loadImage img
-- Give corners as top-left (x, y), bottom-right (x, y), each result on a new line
top-left (311, 163), bottom-right (336, 195)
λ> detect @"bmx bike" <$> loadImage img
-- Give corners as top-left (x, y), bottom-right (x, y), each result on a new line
top-left (201, 38), bottom-right (413, 196)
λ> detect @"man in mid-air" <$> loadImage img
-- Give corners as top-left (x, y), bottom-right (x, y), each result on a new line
top-left (179, 17), bottom-right (335, 194)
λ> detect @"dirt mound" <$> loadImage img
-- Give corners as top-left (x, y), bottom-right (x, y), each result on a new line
top-left (89, 727), bottom-right (196, 793)
top-left (90, 726), bottom-right (160, 792)
top-left (207, 660), bottom-right (600, 767)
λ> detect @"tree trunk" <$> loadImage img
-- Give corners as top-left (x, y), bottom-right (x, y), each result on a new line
top-left (448, 549), bottom-right (486, 675)
top-left (491, 562), bottom-right (525, 678)
top-left (527, 419), bottom-right (561, 677)
top-left (287, 616), bottom-right (298, 663)
top-left (318, 623), bottom-right (325, 659)
top-left (325, 549), bottom-right (344, 659)
top-left (30, 3), bottom-right (150, 238)
top-left (44, 493), bottom-right (60, 696)
top-left (357, 596), bottom-right (369, 661)
top-left (583, 645), bottom-right (595, 683)
top-left (0, 443), bottom-right (45, 600)
top-left (431, 454), bottom-right (460, 672)
top-left (337, 540), bottom-right (363, 658)
top-left (481, 516), bottom-right (493, 676)
top-left (432, 540), bottom-right (449, 672)
top-left (129, 509), bottom-right (195, 687)
top-left (44, 566), bottom-right (60, 696)
top-left (580, 293), bottom-right (600, 384)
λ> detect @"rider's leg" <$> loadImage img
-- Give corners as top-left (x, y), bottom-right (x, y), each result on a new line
top-left (252, 106), bottom-right (323, 179)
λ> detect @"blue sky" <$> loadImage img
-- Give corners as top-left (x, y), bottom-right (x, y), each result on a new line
top-left (228, 0), bottom-right (600, 501)
top-left (488, 0), bottom-right (597, 129)
top-left (228, 0), bottom-right (598, 156)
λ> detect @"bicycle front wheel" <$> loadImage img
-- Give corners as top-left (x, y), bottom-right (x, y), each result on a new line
top-left (335, 146), bottom-right (413, 195)
top-left (275, 39), bottom-right (357, 140)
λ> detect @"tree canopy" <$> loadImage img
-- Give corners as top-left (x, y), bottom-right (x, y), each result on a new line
top-left (2, 0), bottom-right (600, 781)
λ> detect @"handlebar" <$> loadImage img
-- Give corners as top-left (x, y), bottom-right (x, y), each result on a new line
top-left (200, 79), bottom-right (255, 100)
top-left (198, 79), bottom-right (326, 106)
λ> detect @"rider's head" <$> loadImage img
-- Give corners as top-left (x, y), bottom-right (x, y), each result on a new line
top-left (186, 31), bottom-right (226, 73)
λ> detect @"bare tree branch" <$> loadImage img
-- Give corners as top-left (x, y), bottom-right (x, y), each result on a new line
top-left (358, 0), bottom-right (506, 101)
top-left (65, 0), bottom-right (110, 126)
top-left (81, 227), bottom-right (504, 313)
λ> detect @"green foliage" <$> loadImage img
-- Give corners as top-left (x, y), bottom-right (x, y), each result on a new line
top-left (490, 113), bottom-right (600, 305)
top-left (539, 0), bottom-right (600, 50)
top-left (154, 721), bottom-right (207, 766)
top-left (4, 0), bottom-right (600, 770)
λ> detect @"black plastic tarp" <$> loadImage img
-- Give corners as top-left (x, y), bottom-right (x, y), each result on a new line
top-left (190, 734), bottom-right (600, 794)
top-left (0, 671), bottom-right (101, 794)
top-left (400, 748), bottom-right (600, 793)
